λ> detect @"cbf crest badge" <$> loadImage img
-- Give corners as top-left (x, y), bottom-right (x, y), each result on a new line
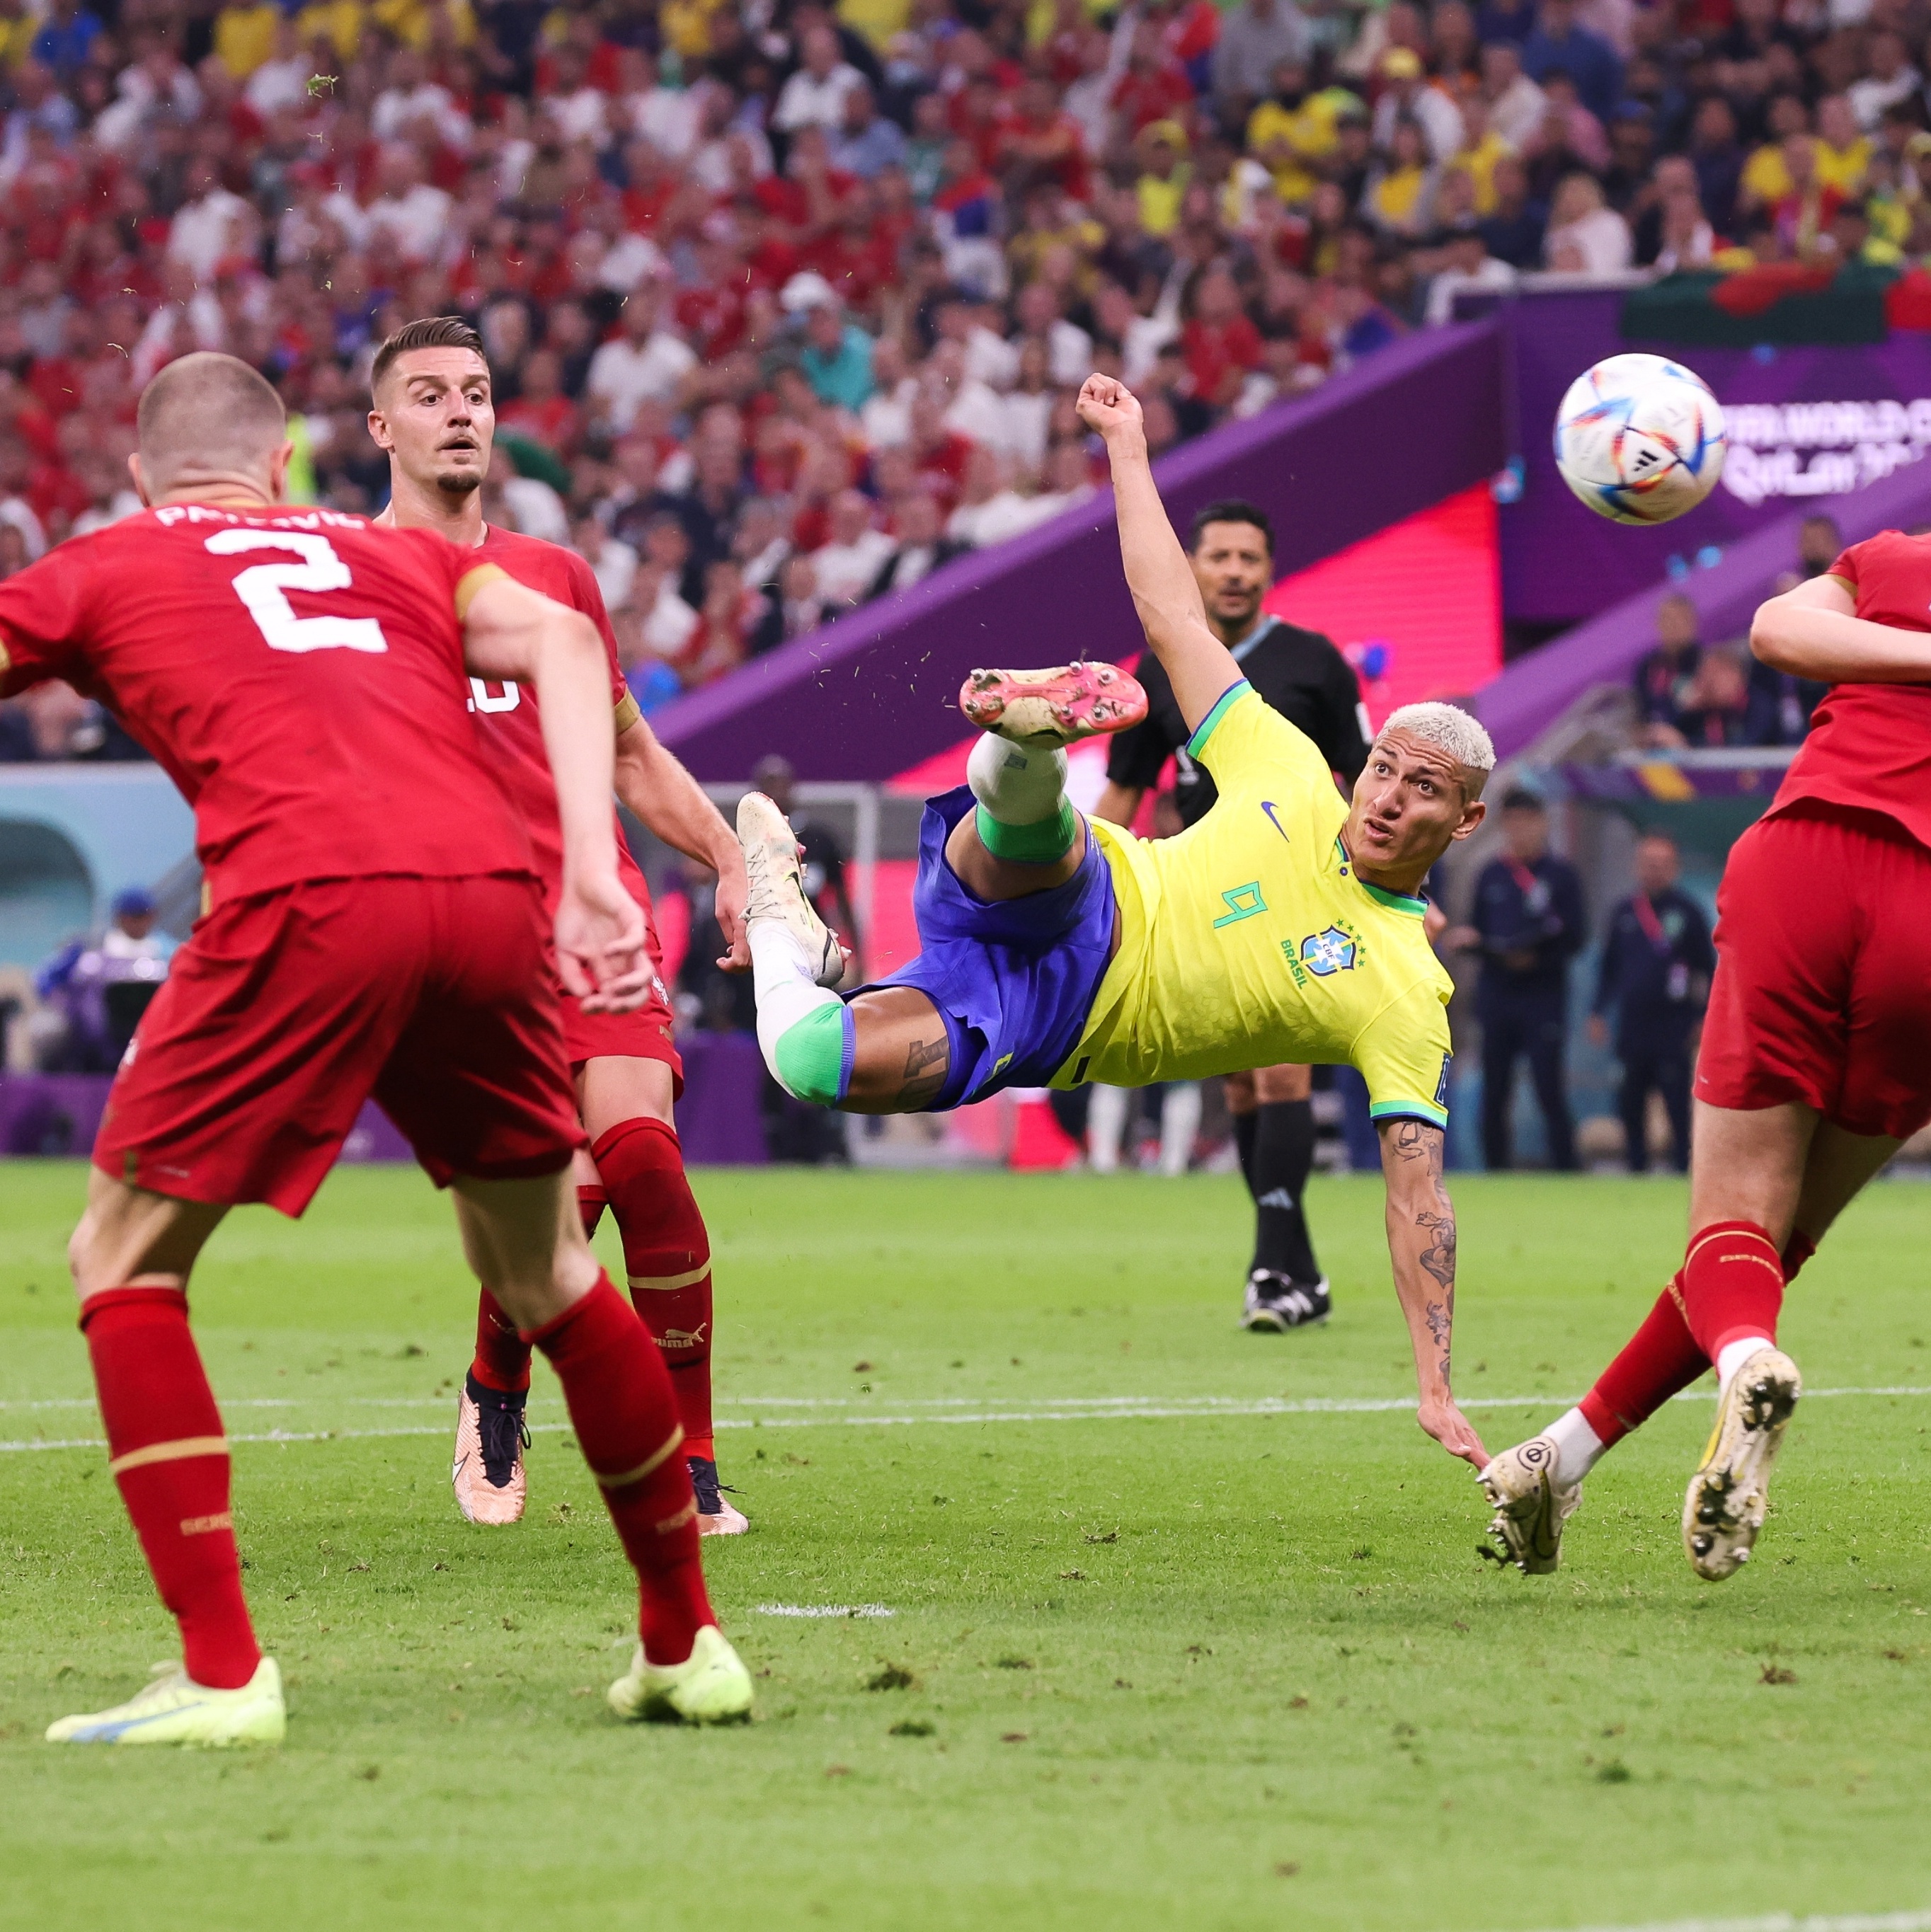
top-left (1299, 926), bottom-right (1357, 976)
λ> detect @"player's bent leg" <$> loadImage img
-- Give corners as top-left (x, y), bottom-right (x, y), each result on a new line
top-left (51, 1175), bottom-right (278, 1746)
top-left (1787, 1121), bottom-right (1901, 1265)
top-left (579, 1057), bottom-right (745, 1538)
top-left (844, 987), bottom-right (955, 1113)
top-left (452, 1171), bottom-right (750, 1718)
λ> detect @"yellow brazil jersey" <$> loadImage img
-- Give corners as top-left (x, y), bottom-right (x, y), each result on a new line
top-left (1052, 683), bottom-right (1455, 1129)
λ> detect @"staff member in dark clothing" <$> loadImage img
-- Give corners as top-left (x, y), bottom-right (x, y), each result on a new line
top-left (1092, 498), bottom-right (1371, 1334)
top-left (1446, 788), bottom-right (1586, 1171)
top-left (1588, 829), bottom-right (1714, 1173)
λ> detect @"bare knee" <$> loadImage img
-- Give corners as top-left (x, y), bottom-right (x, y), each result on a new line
top-left (67, 1175), bottom-right (224, 1302)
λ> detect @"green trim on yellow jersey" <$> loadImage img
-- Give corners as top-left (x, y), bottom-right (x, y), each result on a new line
top-left (1370, 1098), bottom-right (1449, 1129)
top-left (1185, 679), bottom-right (1250, 761)
top-left (1358, 880), bottom-right (1428, 917)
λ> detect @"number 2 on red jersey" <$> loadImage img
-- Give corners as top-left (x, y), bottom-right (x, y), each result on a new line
top-left (205, 529), bottom-right (389, 655)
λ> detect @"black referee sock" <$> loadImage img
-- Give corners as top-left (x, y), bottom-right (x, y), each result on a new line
top-left (1232, 1108), bottom-right (1259, 1195)
top-left (1249, 1100), bottom-right (1320, 1285)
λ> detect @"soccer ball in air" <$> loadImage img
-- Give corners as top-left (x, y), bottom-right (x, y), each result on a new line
top-left (1553, 353), bottom-right (1726, 525)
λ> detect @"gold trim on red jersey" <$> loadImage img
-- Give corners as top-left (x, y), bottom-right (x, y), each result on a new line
top-left (452, 561), bottom-right (510, 620)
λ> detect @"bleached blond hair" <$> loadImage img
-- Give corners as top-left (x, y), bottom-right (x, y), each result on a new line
top-left (1379, 701), bottom-right (1495, 786)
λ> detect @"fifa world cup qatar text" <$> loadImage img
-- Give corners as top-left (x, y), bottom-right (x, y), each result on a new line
top-left (1481, 527), bottom-right (1931, 1587)
top-left (367, 319), bottom-right (747, 1537)
top-left (0, 351), bottom-right (752, 1744)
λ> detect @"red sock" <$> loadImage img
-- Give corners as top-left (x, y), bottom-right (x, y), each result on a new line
top-left (1578, 1276), bottom-right (1709, 1447)
top-left (1781, 1229), bottom-right (1817, 1284)
top-left (470, 1289), bottom-right (532, 1395)
top-left (595, 1117), bottom-right (716, 1465)
top-left (1680, 1219), bottom-right (1784, 1359)
top-left (578, 1181), bottom-right (606, 1239)
top-left (525, 1275), bottom-right (713, 1664)
top-left (81, 1287), bottom-right (260, 1690)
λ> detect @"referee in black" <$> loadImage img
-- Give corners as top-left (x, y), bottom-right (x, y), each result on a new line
top-left (1092, 500), bottom-right (1371, 1333)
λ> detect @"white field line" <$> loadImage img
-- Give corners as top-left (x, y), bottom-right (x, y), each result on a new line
top-left (1, 1384), bottom-right (1926, 1457)
top-left (754, 1604), bottom-right (894, 1619)
top-left (1532, 1913), bottom-right (1931, 1932)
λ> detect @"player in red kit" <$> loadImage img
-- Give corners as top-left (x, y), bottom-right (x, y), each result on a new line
top-left (365, 318), bottom-right (751, 1535)
top-left (6, 353), bottom-right (752, 1744)
top-left (1481, 529), bottom-right (1931, 1583)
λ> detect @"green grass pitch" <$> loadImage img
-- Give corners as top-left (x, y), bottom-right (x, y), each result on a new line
top-left (2, 1158), bottom-right (1930, 1932)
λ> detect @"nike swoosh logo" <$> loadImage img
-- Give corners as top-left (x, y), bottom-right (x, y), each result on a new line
top-left (1260, 800), bottom-right (1290, 843)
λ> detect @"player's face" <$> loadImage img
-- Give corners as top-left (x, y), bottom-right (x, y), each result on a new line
top-left (1189, 521), bottom-right (1271, 631)
top-left (370, 348), bottom-right (495, 498)
top-left (1346, 729), bottom-right (1485, 875)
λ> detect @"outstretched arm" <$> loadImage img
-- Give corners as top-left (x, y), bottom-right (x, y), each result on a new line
top-left (1379, 1118), bottom-right (1488, 1468)
top-left (613, 715), bottom-right (749, 971)
top-left (1751, 573), bottom-right (1931, 682)
top-left (462, 573), bottom-right (649, 1013)
top-left (1075, 374), bottom-right (1241, 732)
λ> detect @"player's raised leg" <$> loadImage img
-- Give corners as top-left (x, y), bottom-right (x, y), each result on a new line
top-left (47, 1174), bottom-right (285, 1747)
top-left (743, 661), bottom-right (1145, 1117)
top-left (451, 1170), bottom-right (751, 1723)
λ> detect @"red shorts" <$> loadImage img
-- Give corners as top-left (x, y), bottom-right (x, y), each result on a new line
top-left (1695, 804), bottom-right (1931, 1140)
top-left (558, 973), bottom-right (683, 1096)
top-left (96, 875), bottom-right (584, 1216)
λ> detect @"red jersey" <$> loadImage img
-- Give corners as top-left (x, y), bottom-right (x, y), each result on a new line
top-left (461, 523), bottom-right (653, 921)
top-left (1764, 531), bottom-right (1931, 851)
top-left (0, 503), bottom-right (533, 905)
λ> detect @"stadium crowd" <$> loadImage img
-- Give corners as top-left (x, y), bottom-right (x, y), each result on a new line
top-left (0, 0), bottom-right (1927, 760)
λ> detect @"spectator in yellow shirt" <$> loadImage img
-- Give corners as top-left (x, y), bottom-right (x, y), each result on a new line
top-left (372, 0), bottom-right (476, 51)
top-left (1135, 121), bottom-right (1192, 238)
top-left (212, 2), bottom-right (279, 76)
top-left (1815, 93), bottom-right (1871, 195)
top-left (1739, 94), bottom-right (1809, 213)
top-left (0, 0), bottom-right (38, 69)
top-left (295, 1), bottom-right (365, 60)
top-left (1244, 59), bottom-right (1356, 207)
top-left (1449, 96), bottom-right (1514, 215)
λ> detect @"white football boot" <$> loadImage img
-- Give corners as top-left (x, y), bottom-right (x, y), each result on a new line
top-left (1479, 1434), bottom-right (1582, 1575)
top-left (738, 792), bottom-right (844, 987)
top-left (1683, 1347), bottom-right (1801, 1581)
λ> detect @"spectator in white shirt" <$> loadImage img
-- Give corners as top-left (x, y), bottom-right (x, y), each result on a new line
top-left (773, 25), bottom-right (865, 133)
top-left (1847, 29), bottom-right (1920, 130)
top-left (1012, 280), bottom-right (1094, 387)
top-left (585, 281), bottom-right (699, 432)
top-left (372, 46), bottom-right (470, 150)
top-left (1543, 171), bottom-right (1633, 272)
top-left (1372, 47), bottom-right (1465, 163)
top-left (810, 490), bottom-right (897, 606)
top-left (362, 146), bottom-right (454, 265)
top-left (166, 161), bottom-right (256, 280)
top-left (1481, 42), bottom-right (1549, 151)
top-left (573, 514), bottom-right (638, 616)
top-left (242, 17), bottom-right (311, 117)
top-left (623, 48), bottom-right (704, 161)
top-left (859, 334), bottom-right (919, 447)
top-left (1424, 230), bottom-right (1518, 323)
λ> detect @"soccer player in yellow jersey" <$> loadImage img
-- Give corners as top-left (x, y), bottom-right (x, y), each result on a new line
top-left (738, 374), bottom-right (1496, 1466)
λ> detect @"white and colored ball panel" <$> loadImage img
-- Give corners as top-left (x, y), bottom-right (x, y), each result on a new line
top-left (1554, 352), bottom-right (1726, 526)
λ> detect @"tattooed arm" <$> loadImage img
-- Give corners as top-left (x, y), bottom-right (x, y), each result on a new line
top-left (1379, 1118), bottom-right (1488, 1468)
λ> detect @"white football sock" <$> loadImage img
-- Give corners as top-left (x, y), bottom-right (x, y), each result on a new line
top-left (1716, 1335), bottom-right (1776, 1391)
top-left (750, 922), bottom-right (842, 1092)
top-left (1158, 1081), bottom-right (1201, 1178)
top-left (1544, 1406), bottom-right (1606, 1488)
top-left (967, 730), bottom-right (1069, 826)
top-left (1088, 1083), bottom-right (1128, 1173)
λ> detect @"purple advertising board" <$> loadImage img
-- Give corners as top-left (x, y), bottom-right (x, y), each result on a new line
top-left (1499, 289), bottom-right (1931, 628)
